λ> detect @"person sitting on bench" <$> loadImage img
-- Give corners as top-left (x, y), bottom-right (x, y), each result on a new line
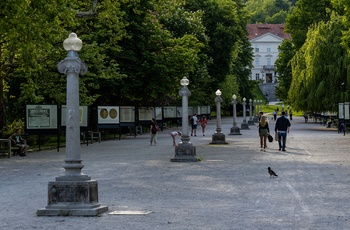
top-left (9, 129), bottom-right (29, 157)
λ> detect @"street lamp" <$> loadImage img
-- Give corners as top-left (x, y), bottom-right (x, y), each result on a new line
top-left (259, 100), bottom-right (263, 114)
top-left (211, 89), bottom-right (227, 144)
top-left (241, 97), bottom-right (249, 130)
top-left (229, 94), bottom-right (241, 135)
top-left (248, 99), bottom-right (254, 125)
top-left (37, 33), bottom-right (108, 216)
top-left (171, 77), bottom-right (197, 162)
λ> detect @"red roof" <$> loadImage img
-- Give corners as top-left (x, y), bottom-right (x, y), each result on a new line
top-left (247, 24), bottom-right (291, 40)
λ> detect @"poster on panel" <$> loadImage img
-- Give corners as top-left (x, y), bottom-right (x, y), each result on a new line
top-left (98, 106), bottom-right (120, 124)
top-left (61, 105), bottom-right (88, 127)
top-left (188, 106), bottom-right (194, 116)
top-left (26, 105), bottom-right (58, 129)
top-left (154, 107), bottom-right (162, 120)
top-left (163, 106), bottom-right (176, 118)
top-left (119, 106), bottom-right (135, 123)
top-left (345, 102), bottom-right (350, 120)
top-left (176, 107), bottom-right (182, 118)
top-left (139, 107), bottom-right (154, 121)
top-left (339, 103), bottom-right (344, 119)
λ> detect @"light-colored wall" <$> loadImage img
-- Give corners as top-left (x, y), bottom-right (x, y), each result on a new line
top-left (250, 34), bottom-right (283, 83)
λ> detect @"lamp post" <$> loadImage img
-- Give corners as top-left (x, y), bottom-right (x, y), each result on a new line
top-left (342, 82), bottom-right (346, 136)
top-left (37, 33), bottom-right (108, 216)
top-left (253, 99), bottom-right (258, 122)
top-left (211, 89), bottom-right (227, 144)
top-left (259, 100), bottom-right (263, 114)
top-left (248, 99), bottom-right (254, 125)
top-left (171, 77), bottom-right (197, 162)
top-left (229, 94), bottom-right (241, 135)
top-left (241, 97), bottom-right (249, 130)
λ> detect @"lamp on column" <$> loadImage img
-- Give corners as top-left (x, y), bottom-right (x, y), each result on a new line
top-left (211, 89), bottom-right (227, 144)
top-left (171, 77), bottom-right (198, 162)
top-left (37, 33), bottom-right (108, 216)
top-left (229, 94), bottom-right (241, 135)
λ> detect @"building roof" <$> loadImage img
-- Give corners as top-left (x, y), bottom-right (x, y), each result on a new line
top-left (247, 24), bottom-right (291, 40)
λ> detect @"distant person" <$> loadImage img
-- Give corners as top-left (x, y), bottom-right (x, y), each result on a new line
top-left (9, 129), bottom-right (29, 157)
top-left (304, 112), bottom-right (308, 123)
top-left (170, 131), bottom-right (182, 146)
top-left (150, 118), bottom-right (158, 146)
top-left (259, 115), bottom-right (270, 151)
top-left (191, 114), bottom-right (198, 136)
top-left (289, 109), bottom-right (293, 121)
top-left (273, 110), bottom-right (277, 121)
top-left (199, 116), bottom-right (208, 136)
top-left (275, 111), bottom-right (291, 151)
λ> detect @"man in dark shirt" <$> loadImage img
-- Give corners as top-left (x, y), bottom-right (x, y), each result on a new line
top-left (275, 111), bottom-right (291, 151)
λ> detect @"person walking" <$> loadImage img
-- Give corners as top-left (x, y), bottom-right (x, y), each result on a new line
top-left (275, 111), bottom-right (291, 151)
top-left (191, 114), bottom-right (198, 136)
top-left (150, 118), bottom-right (158, 145)
top-left (273, 110), bottom-right (277, 121)
top-left (199, 116), bottom-right (208, 136)
top-left (289, 109), bottom-right (293, 121)
top-left (259, 115), bottom-right (270, 151)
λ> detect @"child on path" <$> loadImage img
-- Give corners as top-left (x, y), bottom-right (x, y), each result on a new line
top-left (199, 116), bottom-right (208, 136)
top-left (170, 131), bottom-right (182, 146)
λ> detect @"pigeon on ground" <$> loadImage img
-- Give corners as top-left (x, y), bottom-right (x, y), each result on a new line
top-left (268, 167), bottom-right (278, 177)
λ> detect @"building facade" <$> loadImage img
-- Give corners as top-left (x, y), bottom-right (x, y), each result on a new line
top-left (247, 24), bottom-right (290, 83)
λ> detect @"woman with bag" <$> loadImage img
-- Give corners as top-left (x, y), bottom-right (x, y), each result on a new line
top-left (259, 115), bottom-right (270, 151)
top-left (150, 118), bottom-right (158, 146)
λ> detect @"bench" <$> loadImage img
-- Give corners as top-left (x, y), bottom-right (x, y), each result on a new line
top-left (0, 139), bottom-right (12, 158)
top-left (81, 131), bottom-right (101, 145)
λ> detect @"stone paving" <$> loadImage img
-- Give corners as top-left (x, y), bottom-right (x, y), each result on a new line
top-left (1, 115), bottom-right (350, 229)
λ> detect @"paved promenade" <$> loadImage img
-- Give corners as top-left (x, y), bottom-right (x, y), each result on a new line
top-left (1, 115), bottom-right (350, 229)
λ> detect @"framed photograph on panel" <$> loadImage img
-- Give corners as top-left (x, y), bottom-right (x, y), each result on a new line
top-left (163, 106), bottom-right (176, 118)
top-left (120, 106), bottom-right (135, 123)
top-left (139, 107), bottom-right (153, 121)
top-left (98, 106), bottom-right (120, 124)
top-left (154, 107), bottom-right (162, 120)
top-left (61, 105), bottom-right (88, 127)
top-left (26, 105), bottom-right (58, 129)
top-left (176, 107), bottom-right (182, 118)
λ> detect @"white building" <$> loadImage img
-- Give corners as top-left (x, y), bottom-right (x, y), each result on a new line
top-left (247, 24), bottom-right (290, 83)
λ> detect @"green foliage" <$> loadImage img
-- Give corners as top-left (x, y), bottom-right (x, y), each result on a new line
top-left (289, 17), bottom-right (348, 112)
top-left (275, 39), bottom-right (295, 101)
top-left (2, 119), bottom-right (24, 138)
top-left (245, 0), bottom-right (292, 23)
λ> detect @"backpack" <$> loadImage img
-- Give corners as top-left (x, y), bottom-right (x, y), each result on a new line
top-left (151, 124), bottom-right (158, 134)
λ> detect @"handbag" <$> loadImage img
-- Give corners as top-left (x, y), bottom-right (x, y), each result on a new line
top-left (268, 134), bottom-right (273, 142)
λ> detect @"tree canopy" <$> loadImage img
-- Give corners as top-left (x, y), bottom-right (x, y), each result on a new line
top-left (0, 0), bottom-right (253, 128)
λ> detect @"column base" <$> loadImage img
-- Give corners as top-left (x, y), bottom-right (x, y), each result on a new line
top-left (210, 133), bottom-right (228, 144)
top-left (241, 122), bottom-right (250, 130)
top-left (248, 120), bottom-right (254, 125)
top-left (37, 180), bottom-right (108, 216)
top-left (229, 126), bottom-right (242, 135)
top-left (171, 142), bottom-right (197, 162)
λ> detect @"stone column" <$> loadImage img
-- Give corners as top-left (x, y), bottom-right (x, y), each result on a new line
top-left (229, 94), bottom-right (241, 135)
top-left (241, 97), bottom-right (249, 130)
top-left (171, 77), bottom-right (197, 162)
top-left (37, 33), bottom-right (108, 216)
top-left (211, 90), bottom-right (227, 144)
top-left (248, 99), bottom-right (254, 125)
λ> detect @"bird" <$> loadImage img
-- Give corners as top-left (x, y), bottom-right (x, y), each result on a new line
top-left (268, 167), bottom-right (278, 177)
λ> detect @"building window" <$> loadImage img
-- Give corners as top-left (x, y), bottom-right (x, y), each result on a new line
top-left (255, 45), bottom-right (259, 52)
top-left (255, 73), bottom-right (260, 80)
top-left (255, 58), bottom-right (260, 66)
top-left (267, 47), bottom-right (271, 52)
top-left (267, 57), bottom-right (271, 66)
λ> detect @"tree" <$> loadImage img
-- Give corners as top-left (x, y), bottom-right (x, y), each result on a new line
top-left (285, 0), bottom-right (332, 50)
top-left (289, 18), bottom-right (348, 112)
top-left (275, 39), bottom-right (294, 101)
